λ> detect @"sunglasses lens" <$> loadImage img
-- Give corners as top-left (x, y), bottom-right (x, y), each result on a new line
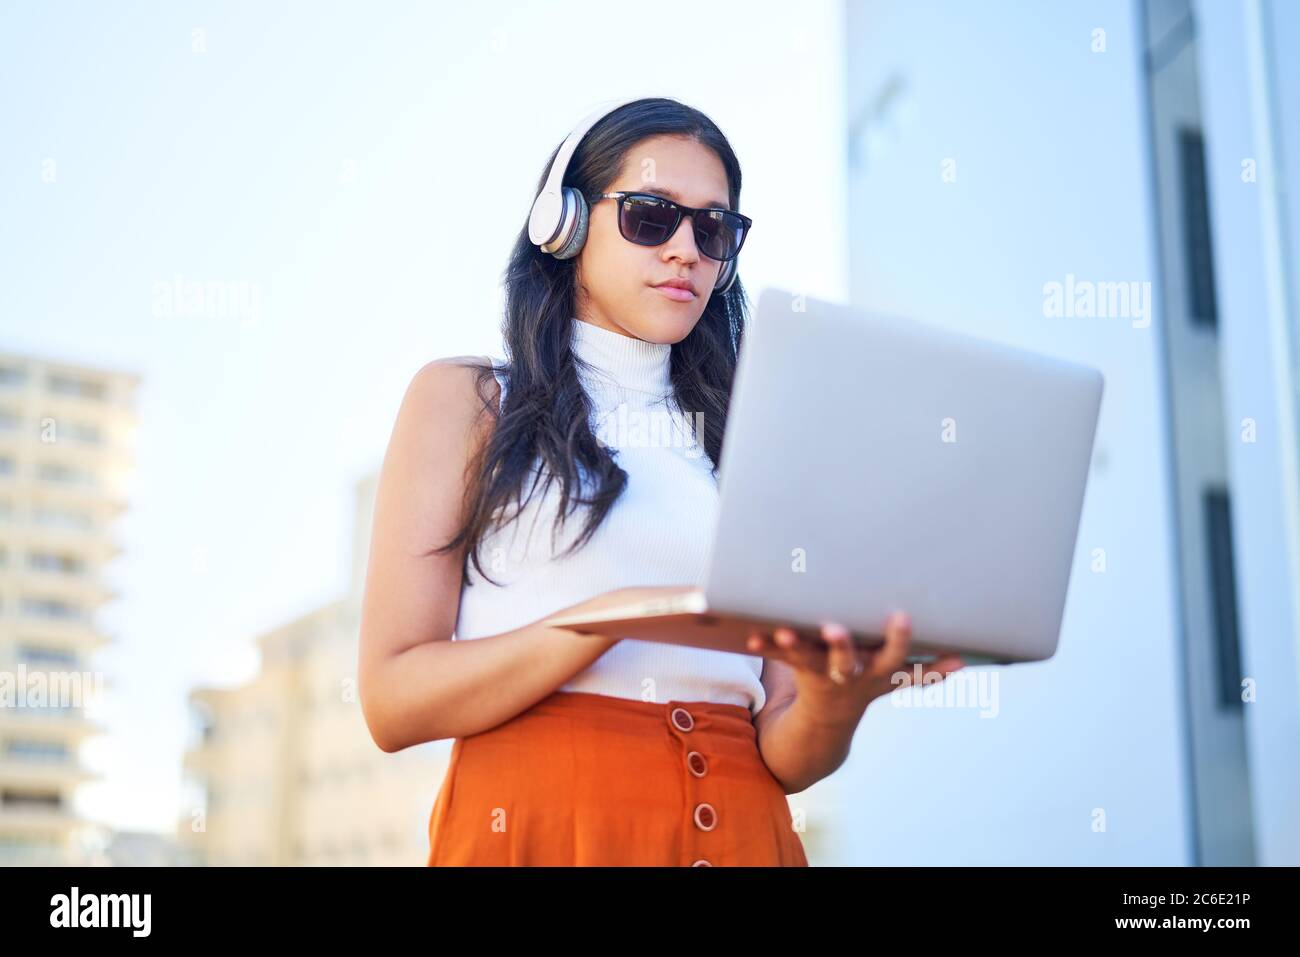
top-left (618, 195), bottom-right (748, 260)
top-left (620, 195), bottom-right (678, 246)
top-left (693, 210), bottom-right (747, 261)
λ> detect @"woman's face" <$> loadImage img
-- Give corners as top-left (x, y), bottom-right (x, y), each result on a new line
top-left (575, 134), bottom-right (732, 344)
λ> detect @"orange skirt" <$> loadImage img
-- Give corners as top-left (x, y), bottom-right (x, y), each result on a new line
top-left (426, 689), bottom-right (808, 866)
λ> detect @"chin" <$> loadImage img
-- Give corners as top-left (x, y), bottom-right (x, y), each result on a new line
top-left (648, 311), bottom-right (702, 343)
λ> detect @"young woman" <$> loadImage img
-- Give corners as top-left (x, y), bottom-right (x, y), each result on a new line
top-left (358, 97), bottom-right (965, 867)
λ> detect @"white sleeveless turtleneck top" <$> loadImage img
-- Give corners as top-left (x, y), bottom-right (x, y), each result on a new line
top-left (452, 318), bottom-right (766, 716)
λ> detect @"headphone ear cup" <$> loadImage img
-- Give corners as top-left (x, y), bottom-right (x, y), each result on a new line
top-left (550, 187), bottom-right (589, 261)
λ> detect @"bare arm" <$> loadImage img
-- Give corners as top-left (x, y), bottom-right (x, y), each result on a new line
top-left (356, 357), bottom-right (636, 751)
top-left (753, 657), bottom-right (858, 794)
top-left (364, 594), bottom-right (633, 750)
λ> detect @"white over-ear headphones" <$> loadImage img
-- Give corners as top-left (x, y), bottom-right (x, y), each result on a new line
top-left (527, 98), bottom-right (739, 295)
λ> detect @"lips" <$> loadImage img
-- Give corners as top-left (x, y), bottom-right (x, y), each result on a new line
top-left (651, 278), bottom-right (697, 302)
top-left (652, 286), bottom-right (695, 302)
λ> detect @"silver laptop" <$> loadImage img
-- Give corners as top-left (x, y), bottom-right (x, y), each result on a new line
top-left (544, 287), bottom-right (1104, 665)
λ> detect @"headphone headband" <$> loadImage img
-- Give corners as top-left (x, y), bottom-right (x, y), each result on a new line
top-left (528, 97), bottom-right (639, 247)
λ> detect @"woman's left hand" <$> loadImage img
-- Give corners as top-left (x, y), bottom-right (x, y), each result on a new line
top-left (746, 613), bottom-right (965, 726)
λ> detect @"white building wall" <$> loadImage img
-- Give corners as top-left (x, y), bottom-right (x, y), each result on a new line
top-left (838, 0), bottom-right (1192, 864)
top-left (1195, 0), bottom-right (1300, 866)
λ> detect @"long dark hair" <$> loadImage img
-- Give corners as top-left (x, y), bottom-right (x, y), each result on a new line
top-left (436, 97), bottom-right (751, 586)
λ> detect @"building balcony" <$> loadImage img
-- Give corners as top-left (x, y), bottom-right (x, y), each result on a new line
top-left (30, 385), bottom-right (138, 422)
top-left (25, 473), bottom-right (129, 515)
top-left (0, 755), bottom-right (98, 789)
top-left (7, 568), bottom-right (116, 607)
top-left (0, 840), bottom-right (77, 866)
top-left (0, 424), bottom-right (133, 472)
top-left (0, 627), bottom-right (111, 660)
top-left (0, 613), bottom-right (110, 650)
top-left (0, 803), bottom-right (82, 836)
top-left (14, 522), bottom-right (122, 563)
top-left (0, 705), bottom-right (103, 740)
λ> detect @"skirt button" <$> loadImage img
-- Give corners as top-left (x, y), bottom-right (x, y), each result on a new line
top-left (692, 858), bottom-right (712, 866)
top-left (670, 707), bottom-right (694, 732)
top-left (686, 750), bottom-right (708, 777)
top-left (694, 802), bottom-right (717, 831)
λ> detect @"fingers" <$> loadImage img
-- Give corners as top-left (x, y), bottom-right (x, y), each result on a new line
top-left (747, 625), bottom-right (861, 683)
top-left (773, 626), bottom-right (826, 673)
top-left (822, 622), bottom-right (859, 684)
top-left (746, 627), bottom-right (828, 673)
top-left (745, 617), bottom-right (966, 689)
top-left (867, 612), bottom-right (912, 678)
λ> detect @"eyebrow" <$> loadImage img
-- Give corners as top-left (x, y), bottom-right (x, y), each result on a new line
top-left (634, 186), bottom-right (731, 210)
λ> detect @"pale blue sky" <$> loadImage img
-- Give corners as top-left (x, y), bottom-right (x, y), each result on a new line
top-left (1, 1), bottom-right (846, 833)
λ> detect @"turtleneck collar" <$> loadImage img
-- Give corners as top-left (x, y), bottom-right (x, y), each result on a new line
top-left (571, 318), bottom-right (673, 398)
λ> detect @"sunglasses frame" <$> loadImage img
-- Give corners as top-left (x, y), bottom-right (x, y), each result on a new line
top-left (594, 191), bottom-right (752, 261)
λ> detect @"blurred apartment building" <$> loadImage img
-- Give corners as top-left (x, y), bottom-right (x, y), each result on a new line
top-left (179, 475), bottom-right (449, 866)
top-left (0, 351), bottom-right (137, 866)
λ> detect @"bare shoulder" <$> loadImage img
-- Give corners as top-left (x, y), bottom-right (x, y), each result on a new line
top-left (405, 354), bottom-right (502, 422)
top-left (388, 355), bottom-right (502, 467)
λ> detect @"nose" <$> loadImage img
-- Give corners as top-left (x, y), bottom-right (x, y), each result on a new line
top-left (660, 211), bottom-right (702, 267)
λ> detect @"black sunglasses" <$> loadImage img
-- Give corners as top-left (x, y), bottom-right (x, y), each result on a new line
top-left (593, 191), bottom-right (752, 262)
